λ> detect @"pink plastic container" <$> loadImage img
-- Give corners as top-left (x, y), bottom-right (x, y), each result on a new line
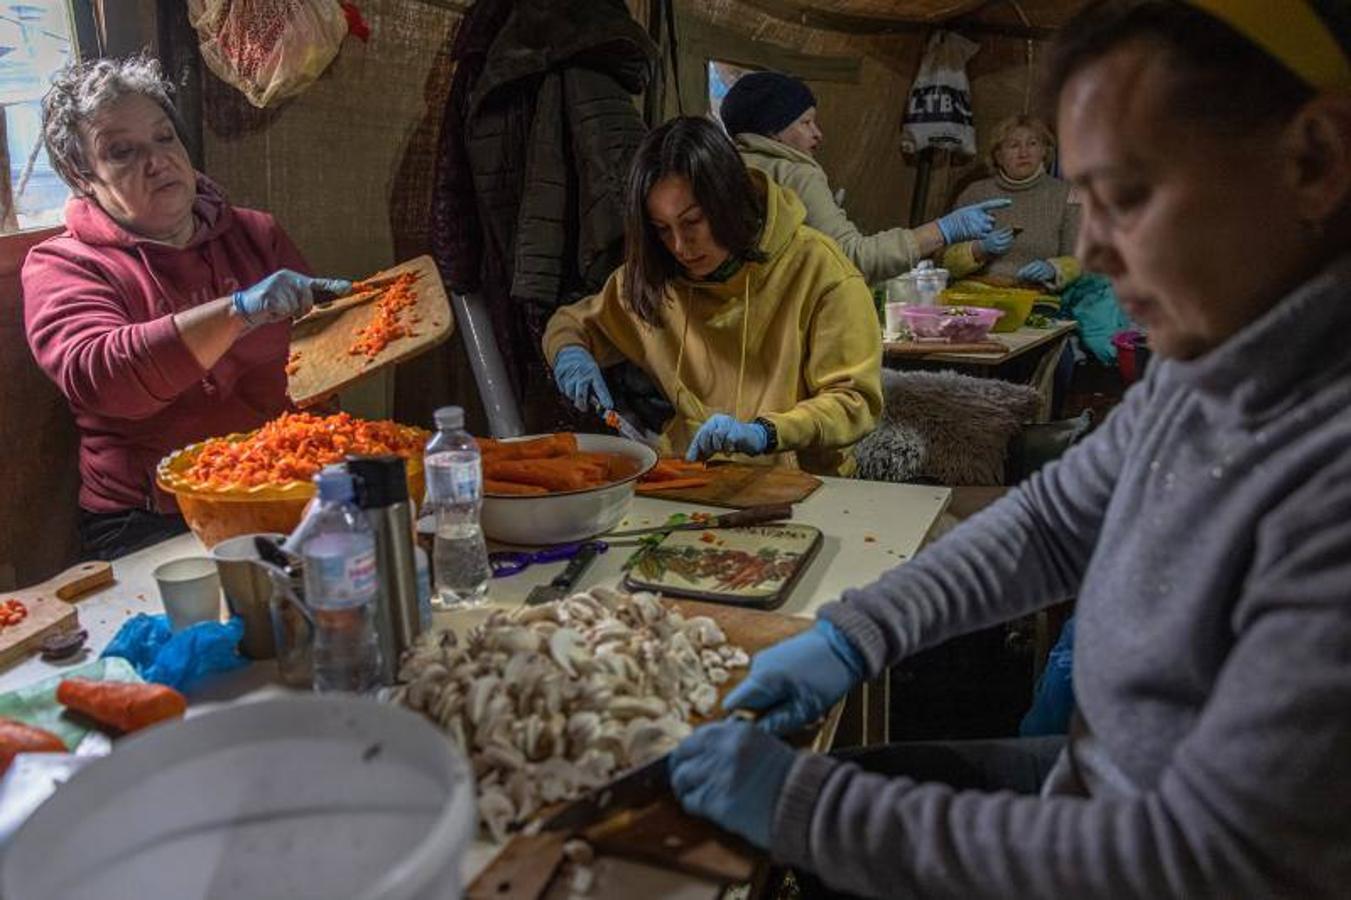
top-left (899, 305), bottom-right (1004, 343)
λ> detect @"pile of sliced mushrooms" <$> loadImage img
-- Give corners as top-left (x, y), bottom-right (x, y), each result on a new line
top-left (392, 587), bottom-right (750, 841)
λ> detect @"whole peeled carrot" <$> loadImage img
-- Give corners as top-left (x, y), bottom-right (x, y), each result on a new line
top-left (484, 478), bottom-right (547, 495)
top-left (0, 716), bottom-right (66, 773)
top-left (477, 433), bottom-right (579, 461)
top-left (56, 679), bottom-right (187, 733)
top-left (484, 458), bottom-right (591, 492)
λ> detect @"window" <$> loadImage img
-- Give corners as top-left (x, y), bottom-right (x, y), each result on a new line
top-left (707, 60), bottom-right (758, 128)
top-left (0, 0), bottom-right (76, 233)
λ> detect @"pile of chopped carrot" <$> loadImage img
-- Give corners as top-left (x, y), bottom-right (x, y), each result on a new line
top-left (348, 272), bottom-right (421, 363)
top-left (478, 433), bottom-right (639, 495)
top-left (184, 412), bottom-right (425, 489)
top-left (0, 598), bottom-right (27, 628)
top-left (637, 458), bottom-right (713, 493)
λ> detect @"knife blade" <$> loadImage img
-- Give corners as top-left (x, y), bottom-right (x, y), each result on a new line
top-left (523, 541), bottom-right (604, 606)
top-left (604, 503), bottom-right (793, 540)
top-left (540, 709), bottom-right (756, 834)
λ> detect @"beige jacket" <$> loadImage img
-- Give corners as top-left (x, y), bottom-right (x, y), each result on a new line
top-left (735, 133), bottom-right (920, 285)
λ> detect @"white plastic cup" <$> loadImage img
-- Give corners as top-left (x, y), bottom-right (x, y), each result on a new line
top-left (153, 557), bottom-right (222, 632)
top-left (884, 301), bottom-right (909, 340)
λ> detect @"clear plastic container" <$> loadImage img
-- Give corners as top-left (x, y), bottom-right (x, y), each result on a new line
top-left (424, 406), bottom-right (490, 609)
top-left (900, 305), bottom-right (1004, 343)
top-left (898, 260), bottom-right (950, 307)
top-left (301, 469), bottom-right (380, 695)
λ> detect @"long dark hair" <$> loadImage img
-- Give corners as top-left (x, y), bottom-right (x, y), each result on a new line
top-left (1045, 1), bottom-right (1313, 133)
top-left (622, 116), bottom-right (765, 325)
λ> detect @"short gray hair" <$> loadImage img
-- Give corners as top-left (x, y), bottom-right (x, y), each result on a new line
top-left (41, 54), bottom-right (184, 192)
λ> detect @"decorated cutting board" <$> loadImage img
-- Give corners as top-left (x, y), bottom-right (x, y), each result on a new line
top-left (286, 255), bottom-right (455, 408)
top-left (637, 462), bottom-right (822, 509)
top-left (0, 561), bottom-right (113, 670)
top-left (468, 601), bottom-right (815, 899)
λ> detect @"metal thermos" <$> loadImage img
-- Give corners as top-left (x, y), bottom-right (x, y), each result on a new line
top-left (346, 455), bottom-right (422, 685)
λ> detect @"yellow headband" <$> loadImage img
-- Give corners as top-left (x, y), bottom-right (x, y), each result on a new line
top-left (1186, 0), bottom-right (1351, 90)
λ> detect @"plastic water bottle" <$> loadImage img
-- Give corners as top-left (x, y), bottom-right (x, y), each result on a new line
top-left (424, 406), bottom-right (491, 608)
top-left (302, 468), bottom-right (380, 693)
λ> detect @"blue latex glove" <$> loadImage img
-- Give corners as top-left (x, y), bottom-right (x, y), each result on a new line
top-left (979, 227), bottom-right (1015, 258)
top-left (552, 345), bottom-right (614, 412)
top-left (669, 719), bottom-right (797, 849)
top-left (936, 198), bottom-right (1013, 244)
top-left (1018, 259), bottom-right (1057, 284)
top-left (685, 414), bottom-right (769, 462)
top-left (721, 620), bottom-right (866, 736)
top-left (232, 269), bottom-right (350, 327)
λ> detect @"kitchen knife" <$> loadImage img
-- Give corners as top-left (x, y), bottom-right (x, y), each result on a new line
top-left (540, 709), bottom-right (756, 834)
top-left (523, 541), bottom-right (604, 606)
top-left (604, 503), bottom-right (793, 540)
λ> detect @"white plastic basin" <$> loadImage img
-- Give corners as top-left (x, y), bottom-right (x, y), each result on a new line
top-left (480, 433), bottom-right (658, 546)
top-left (1, 696), bottom-right (474, 900)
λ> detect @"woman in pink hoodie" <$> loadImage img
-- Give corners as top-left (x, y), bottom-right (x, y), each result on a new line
top-left (23, 56), bottom-right (349, 560)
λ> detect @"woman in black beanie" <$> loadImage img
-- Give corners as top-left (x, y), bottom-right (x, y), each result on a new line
top-left (722, 70), bottom-right (1009, 285)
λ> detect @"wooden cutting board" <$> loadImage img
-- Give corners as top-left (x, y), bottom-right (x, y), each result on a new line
top-left (286, 255), bottom-right (454, 408)
top-left (468, 601), bottom-right (810, 899)
top-left (884, 339), bottom-right (1008, 357)
top-left (637, 463), bottom-right (822, 509)
top-left (0, 561), bottom-right (113, 670)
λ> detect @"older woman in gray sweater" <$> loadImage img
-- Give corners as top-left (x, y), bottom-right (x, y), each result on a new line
top-left (669, 2), bottom-right (1351, 898)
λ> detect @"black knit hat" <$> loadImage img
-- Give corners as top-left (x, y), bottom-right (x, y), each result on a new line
top-left (719, 71), bottom-right (817, 138)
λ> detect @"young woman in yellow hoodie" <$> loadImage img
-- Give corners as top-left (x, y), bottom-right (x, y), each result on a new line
top-left (542, 116), bottom-right (882, 476)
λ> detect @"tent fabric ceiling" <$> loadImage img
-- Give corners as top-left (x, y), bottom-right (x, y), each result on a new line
top-left (763, 0), bottom-right (1082, 29)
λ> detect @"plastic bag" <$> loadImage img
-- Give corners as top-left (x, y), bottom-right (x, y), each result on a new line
top-left (101, 614), bottom-right (248, 692)
top-left (901, 31), bottom-right (980, 157)
top-left (188, 0), bottom-right (364, 108)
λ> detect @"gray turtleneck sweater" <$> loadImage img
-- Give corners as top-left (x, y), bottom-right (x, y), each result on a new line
top-left (943, 170), bottom-right (1081, 285)
top-left (775, 256), bottom-right (1351, 899)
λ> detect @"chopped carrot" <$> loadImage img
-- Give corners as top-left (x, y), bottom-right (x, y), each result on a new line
top-left (0, 717), bottom-right (65, 773)
top-left (56, 679), bottom-right (187, 733)
top-left (0, 598), bottom-right (26, 628)
top-left (183, 412), bottom-right (425, 489)
top-left (347, 271), bottom-right (421, 360)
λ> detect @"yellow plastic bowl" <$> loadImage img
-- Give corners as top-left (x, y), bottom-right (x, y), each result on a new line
top-left (157, 432), bottom-right (427, 549)
top-left (942, 284), bottom-right (1043, 333)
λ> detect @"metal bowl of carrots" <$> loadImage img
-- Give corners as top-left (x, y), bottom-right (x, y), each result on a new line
top-left (479, 432), bottom-right (658, 546)
top-left (156, 413), bottom-right (429, 549)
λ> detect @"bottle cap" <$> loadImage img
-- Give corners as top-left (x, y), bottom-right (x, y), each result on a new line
top-left (434, 406), bottom-right (464, 430)
top-left (315, 467), bottom-right (356, 503)
top-left (346, 455), bottom-right (409, 508)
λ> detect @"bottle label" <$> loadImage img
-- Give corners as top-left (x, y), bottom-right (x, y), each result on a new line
top-left (425, 452), bottom-right (480, 504)
top-left (312, 549), bottom-right (377, 606)
top-left (450, 458), bottom-right (480, 503)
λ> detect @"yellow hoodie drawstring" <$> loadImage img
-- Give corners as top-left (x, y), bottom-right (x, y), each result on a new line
top-left (672, 276), bottom-right (752, 427)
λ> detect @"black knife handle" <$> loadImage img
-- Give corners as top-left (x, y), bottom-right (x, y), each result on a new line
top-left (551, 541), bottom-right (603, 589)
top-left (713, 503), bottom-right (793, 528)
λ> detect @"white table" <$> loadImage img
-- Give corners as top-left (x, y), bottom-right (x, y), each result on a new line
top-left (0, 477), bottom-right (950, 894)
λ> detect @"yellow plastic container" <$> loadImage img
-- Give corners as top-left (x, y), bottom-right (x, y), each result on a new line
top-left (941, 282), bottom-right (1044, 332)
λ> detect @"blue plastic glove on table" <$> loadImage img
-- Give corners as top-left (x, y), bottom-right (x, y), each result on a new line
top-left (720, 619), bottom-right (866, 736)
top-left (1018, 259), bottom-right (1057, 284)
top-left (936, 198), bottom-right (1013, 244)
top-left (232, 269), bottom-right (351, 327)
top-left (685, 414), bottom-right (769, 462)
top-left (980, 227), bottom-right (1016, 258)
top-left (552, 345), bottom-right (614, 412)
top-left (669, 718), bottom-right (797, 849)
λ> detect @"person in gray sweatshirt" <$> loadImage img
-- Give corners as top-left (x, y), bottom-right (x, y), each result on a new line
top-left (668, 2), bottom-right (1351, 897)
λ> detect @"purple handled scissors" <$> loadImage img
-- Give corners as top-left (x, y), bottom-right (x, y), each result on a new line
top-left (489, 541), bottom-right (609, 578)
